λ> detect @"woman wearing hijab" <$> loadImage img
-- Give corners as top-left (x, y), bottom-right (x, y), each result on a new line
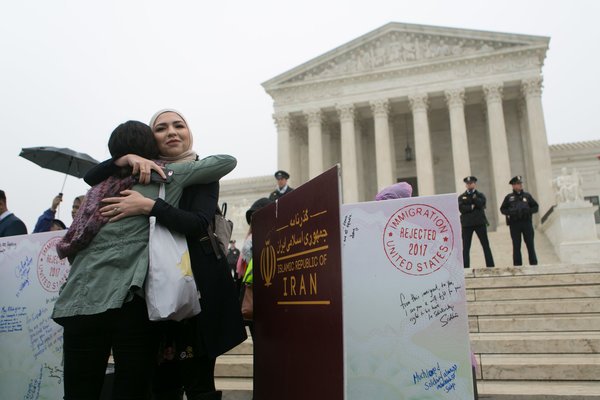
top-left (84, 110), bottom-right (246, 400)
top-left (53, 120), bottom-right (236, 400)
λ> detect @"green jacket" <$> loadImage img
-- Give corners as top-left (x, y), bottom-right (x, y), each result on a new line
top-left (52, 155), bottom-right (236, 320)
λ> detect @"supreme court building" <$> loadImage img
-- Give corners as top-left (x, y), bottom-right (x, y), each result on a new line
top-left (261, 22), bottom-right (554, 230)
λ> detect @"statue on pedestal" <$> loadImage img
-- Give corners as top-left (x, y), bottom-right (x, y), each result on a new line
top-left (553, 167), bottom-right (584, 204)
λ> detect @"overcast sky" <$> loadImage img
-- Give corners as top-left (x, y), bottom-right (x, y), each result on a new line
top-left (1, 0), bottom-right (599, 230)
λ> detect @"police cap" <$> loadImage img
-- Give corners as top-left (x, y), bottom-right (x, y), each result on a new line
top-left (274, 170), bottom-right (290, 179)
top-left (509, 175), bottom-right (523, 185)
top-left (463, 176), bottom-right (477, 183)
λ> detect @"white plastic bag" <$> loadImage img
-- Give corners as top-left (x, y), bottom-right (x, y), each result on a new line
top-left (145, 184), bottom-right (201, 321)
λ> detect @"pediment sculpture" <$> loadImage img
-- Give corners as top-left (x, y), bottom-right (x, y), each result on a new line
top-left (285, 31), bottom-right (522, 83)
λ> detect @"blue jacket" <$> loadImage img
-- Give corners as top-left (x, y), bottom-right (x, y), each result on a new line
top-left (33, 208), bottom-right (56, 233)
top-left (0, 213), bottom-right (28, 238)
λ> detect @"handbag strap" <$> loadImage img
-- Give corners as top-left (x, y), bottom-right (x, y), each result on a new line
top-left (221, 202), bottom-right (227, 218)
top-left (158, 183), bottom-right (166, 200)
top-left (207, 218), bottom-right (223, 260)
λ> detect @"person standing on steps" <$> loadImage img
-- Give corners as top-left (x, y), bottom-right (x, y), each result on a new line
top-left (268, 170), bottom-right (293, 201)
top-left (458, 176), bottom-right (495, 269)
top-left (500, 175), bottom-right (539, 266)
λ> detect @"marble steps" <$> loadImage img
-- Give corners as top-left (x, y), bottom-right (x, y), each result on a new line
top-left (466, 264), bottom-right (600, 398)
top-left (469, 228), bottom-right (561, 268)
top-left (471, 332), bottom-right (600, 354)
top-left (478, 354), bottom-right (600, 381)
top-left (476, 380), bottom-right (600, 400)
top-left (223, 339), bottom-right (253, 355)
top-left (215, 349), bottom-right (253, 400)
top-left (469, 298), bottom-right (600, 316)
top-left (215, 377), bottom-right (252, 400)
top-left (215, 355), bottom-right (253, 378)
top-left (465, 265), bottom-right (600, 289)
top-left (469, 314), bottom-right (600, 333)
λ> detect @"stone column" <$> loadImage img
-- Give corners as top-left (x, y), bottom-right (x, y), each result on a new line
top-left (273, 112), bottom-right (291, 174)
top-left (408, 94), bottom-right (435, 196)
top-left (517, 98), bottom-right (535, 192)
top-left (337, 104), bottom-right (359, 203)
top-left (370, 99), bottom-right (395, 190)
top-left (289, 119), bottom-right (304, 186)
top-left (522, 77), bottom-right (554, 217)
top-left (445, 88), bottom-right (471, 193)
top-left (483, 83), bottom-right (511, 226)
top-left (305, 109), bottom-right (324, 179)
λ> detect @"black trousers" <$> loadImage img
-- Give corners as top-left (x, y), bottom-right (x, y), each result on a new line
top-left (60, 296), bottom-right (157, 400)
top-left (152, 355), bottom-right (217, 400)
top-left (509, 221), bottom-right (538, 266)
top-left (462, 224), bottom-right (495, 268)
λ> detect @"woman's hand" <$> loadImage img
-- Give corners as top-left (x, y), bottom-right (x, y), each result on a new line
top-left (114, 154), bottom-right (166, 185)
top-left (100, 190), bottom-right (155, 222)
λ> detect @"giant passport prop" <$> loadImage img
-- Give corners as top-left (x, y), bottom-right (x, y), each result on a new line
top-left (342, 194), bottom-right (474, 399)
top-left (252, 166), bottom-right (344, 400)
top-left (0, 231), bottom-right (70, 400)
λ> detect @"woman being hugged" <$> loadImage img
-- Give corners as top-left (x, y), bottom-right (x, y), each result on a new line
top-left (53, 120), bottom-right (236, 400)
top-left (85, 110), bottom-right (246, 400)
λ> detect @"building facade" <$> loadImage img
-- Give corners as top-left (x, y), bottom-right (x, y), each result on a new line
top-left (261, 22), bottom-right (554, 230)
top-left (220, 24), bottom-right (599, 244)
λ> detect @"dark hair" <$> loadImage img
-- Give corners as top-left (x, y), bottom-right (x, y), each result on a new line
top-left (0, 190), bottom-right (5, 202)
top-left (108, 120), bottom-right (160, 177)
top-left (108, 120), bottom-right (159, 160)
top-left (52, 219), bottom-right (67, 230)
top-left (246, 197), bottom-right (272, 225)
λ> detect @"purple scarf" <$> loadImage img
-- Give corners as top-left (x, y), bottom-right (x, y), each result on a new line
top-left (56, 174), bottom-right (137, 260)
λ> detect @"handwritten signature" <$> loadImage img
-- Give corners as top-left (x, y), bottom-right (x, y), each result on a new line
top-left (413, 362), bottom-right (458, 393)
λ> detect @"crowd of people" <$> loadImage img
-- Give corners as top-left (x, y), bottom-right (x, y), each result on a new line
top-left (0, 108), bottom-right (541, 399)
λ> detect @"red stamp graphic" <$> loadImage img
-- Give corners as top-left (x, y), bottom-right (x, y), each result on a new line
top-left (37, 236), bottom-right (70, 292)
top-left (383, 204), bottom-right (454, 276)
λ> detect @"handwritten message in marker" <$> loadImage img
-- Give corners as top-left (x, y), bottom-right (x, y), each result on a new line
top-left (342, 194), bottom-right (474, 399)
top-left (1, 231), bottom-right (68, 399)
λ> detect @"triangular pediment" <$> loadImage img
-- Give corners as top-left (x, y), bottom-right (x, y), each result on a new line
top-left (263, 22), bottom-right (549, 88)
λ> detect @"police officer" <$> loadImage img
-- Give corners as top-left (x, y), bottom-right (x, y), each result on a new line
top-left (458, 176), bottom-right (495, 268)
top-left (500, 176), bottom-right (539, 266)
top-left (269, 170), bottom-right (294, 201)
top-left (226, 240), bottom-right (240, 279)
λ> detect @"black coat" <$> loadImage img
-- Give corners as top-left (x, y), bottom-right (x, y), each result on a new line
top-left (0, 213), bottom-right (28, 237)
top-left (500, 190), bottom-right (539, 226)
top-left (152, 183), bottom-right (247, 358)
top-left (458, 190), bottom-right (488, 227)
top-left (268, 186), bottom-right (294, 201)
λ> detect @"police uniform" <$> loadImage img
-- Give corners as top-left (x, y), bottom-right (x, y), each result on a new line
top-left (226, 241), bottom-right (240, 279)
top-left (269, 170), bottom-right (294, 201)
top-left (458, 176), bottom-right (495, 268)
top-left (500, 176), bottom-right (539, 266)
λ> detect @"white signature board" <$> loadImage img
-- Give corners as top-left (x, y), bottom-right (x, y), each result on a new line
top-left (341, 194), bottom-right (474, 399)
top-left (0, 231), bottom-right (69, 400)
